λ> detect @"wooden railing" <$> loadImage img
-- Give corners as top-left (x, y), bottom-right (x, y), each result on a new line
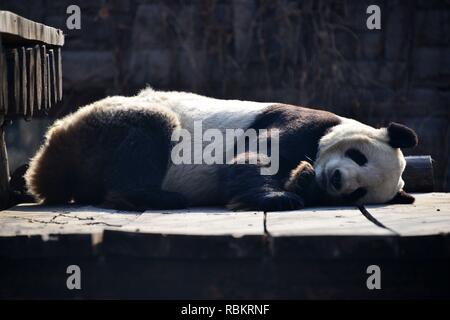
top-left (0, 11), bottom-right (64, 209)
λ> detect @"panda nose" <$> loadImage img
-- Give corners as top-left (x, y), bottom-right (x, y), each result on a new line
top-left (330, 169), bottom-right (342, 190)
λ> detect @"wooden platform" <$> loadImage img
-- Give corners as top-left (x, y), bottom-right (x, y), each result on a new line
top-left (1, 193), bottom-right (449, 299)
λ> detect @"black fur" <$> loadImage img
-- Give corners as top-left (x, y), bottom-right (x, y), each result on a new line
top-left (248, 104), bottom-right (341, 177)
top-left (387, 122), bottom-right (418, 149)
top-left (101, 127), bottom-right (187, 211)
top-left (222, 104), bottom-right (341, 211)
top-left (25, 102), bottom-right (185, 211)
top-left (345, 148), bottom-right (368, 166)
top-left (388, 190), bottom-right (415, 204)
top-left (222, 153), bottom-right (305, 211)
top-left (8, 164), bottom-right (35, 207)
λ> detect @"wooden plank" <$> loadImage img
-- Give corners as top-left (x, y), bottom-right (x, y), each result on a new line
top-left (364, 193), bottom-right (450, 236)
top-left (34, 45), bottom-right (42, 110)
top-left (103, 228), bottom-right (266, 259)
top-left (40, 46), bottom-right (47, 110)
top-left (122, 208), bottom-right (264, 236)
top-left (265, 207), bottom-right (399, 260)
top-left (0, 233), bottom-right (95, 260)
top-left (19, 47), bottom-right (27, 117)
top-left (46, 53), bottom-right (51, 109)
top-left (6, 48), bottom-right (20, 114)
top-left (1, 254), bottom-right (449, 299)
top-left (55, 47), bottom-right (62, 101)
top-left (48, 49), bottom-right (57, 105)
top-left (26, 48), bottom-right (35, 118)
top-left (0, 204), bottom-right (140, 237)
top-left (0, 206), bottom-right (266, 259)
top-left (103, 208), bottom-right (266, 259)
top-left (0, 11), bottom-right (64, 46)
top-left (266, 207), bottom-right (393, 236)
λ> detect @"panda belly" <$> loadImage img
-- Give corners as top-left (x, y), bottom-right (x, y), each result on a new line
top-left (162, 164), bottom-right (223, 206)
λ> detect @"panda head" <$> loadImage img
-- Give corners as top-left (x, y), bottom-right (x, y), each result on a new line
top-left (314, 120), bottom-right (418, 205)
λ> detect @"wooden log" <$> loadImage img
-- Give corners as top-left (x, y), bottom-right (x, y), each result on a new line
top-left (25, 48), bottom-right (34, 119)
top-left (404, 156), bottom-right (434, 192)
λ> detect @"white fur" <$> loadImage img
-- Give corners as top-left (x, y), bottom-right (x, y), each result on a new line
top-left (138, 88), bottom-right (271, 133)
top-left (315, 116), bottom-right (406, 204)
top-left (138, 88), bottom-right (272, 205)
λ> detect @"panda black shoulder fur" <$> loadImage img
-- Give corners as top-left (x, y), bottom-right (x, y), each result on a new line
top-left (25, 88), bottom-right (418, 211)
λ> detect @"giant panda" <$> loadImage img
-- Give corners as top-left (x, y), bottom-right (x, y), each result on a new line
top-left (25, 88), bottom-right (418, 211)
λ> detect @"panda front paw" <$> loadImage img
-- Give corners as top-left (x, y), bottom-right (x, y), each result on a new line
top-left (227, 190), bottom-right (305, 211)
top-left (284, 161), bottom-right (316, 196)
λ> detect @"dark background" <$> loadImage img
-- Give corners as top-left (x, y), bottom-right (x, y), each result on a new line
top-left (2, 0), bottom-right (449, 190)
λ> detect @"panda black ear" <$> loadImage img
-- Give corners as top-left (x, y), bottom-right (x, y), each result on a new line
top-left (387, 190), bottom-right (415, 204)
top-left (387, 122), bottom-right (418, 149)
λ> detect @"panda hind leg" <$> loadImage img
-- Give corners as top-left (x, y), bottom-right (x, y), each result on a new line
top-left (101, 127), bottom-right (187, 211)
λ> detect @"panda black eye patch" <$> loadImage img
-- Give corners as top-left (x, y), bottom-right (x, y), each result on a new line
top-left (345, 148), bottom-right (368, 166)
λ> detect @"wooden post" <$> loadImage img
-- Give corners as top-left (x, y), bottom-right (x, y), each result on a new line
top-left (0, 118), bottom-right (9, 209)
top-left (1, 49), bottom-right (8, 114)
top-left (0, 38), bottom-right (3, 116)
top-left (0, 35), bottom-right (9, 209)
